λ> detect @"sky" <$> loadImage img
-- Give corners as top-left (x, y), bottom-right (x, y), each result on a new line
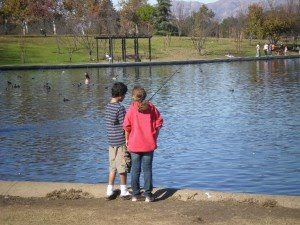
top-left (113, 0), bottom-right (218, 8)
top-left (195, 0), bottom-right (217, 3)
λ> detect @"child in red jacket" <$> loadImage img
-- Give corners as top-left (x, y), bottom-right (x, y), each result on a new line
top-left (123, 86), bottom-right (163, 202)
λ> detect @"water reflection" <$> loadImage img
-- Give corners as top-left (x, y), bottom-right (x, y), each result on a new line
top-left (0, 59), bottom-right (299, 195)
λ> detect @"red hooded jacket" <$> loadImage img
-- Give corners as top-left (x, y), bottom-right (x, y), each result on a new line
top-left (123, 102), bottom-right (163, 152)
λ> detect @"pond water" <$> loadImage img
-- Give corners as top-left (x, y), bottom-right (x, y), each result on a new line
top-left (0, 59), bottom-right (299, 196)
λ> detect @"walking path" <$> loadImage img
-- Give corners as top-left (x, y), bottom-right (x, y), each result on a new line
top-left (0, 55), bottom-right (299, 71)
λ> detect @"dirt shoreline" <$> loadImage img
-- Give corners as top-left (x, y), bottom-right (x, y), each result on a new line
top-left (1, 195), bottom-right (300, 225)
top-left (1, 181), bottom-right (299, 208)
top-left (1, 181), bottom-right (300, 225)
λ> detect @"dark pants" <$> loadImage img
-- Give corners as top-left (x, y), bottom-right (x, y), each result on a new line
top-left (130, 152), bottom-right (154, 197)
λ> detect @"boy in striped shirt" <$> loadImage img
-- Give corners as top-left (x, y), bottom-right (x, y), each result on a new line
top-left (105, 82), bottom-right (131, 199)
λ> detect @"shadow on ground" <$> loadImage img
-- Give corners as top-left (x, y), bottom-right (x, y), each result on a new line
top-left (153, 188), bottom-right (178, 201)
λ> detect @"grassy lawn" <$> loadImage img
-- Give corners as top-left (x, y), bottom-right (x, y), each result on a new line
top-left (0, 35), bottom-right (298, 65)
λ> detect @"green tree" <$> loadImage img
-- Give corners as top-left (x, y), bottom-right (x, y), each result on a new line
top-left (136, 4), bottom-right (155, 34)
top-left (220, 17), bottom-right (238, 38)
top-left (1, 0), bottom-right (33, 63)
top-left (285, 0), bottom-right (300, 44)
top-left (246, 4), bottom-right (264, 44)
top-left (1, 0), bottom-right (31, 34)
top-left (263, 9), bottom-right (293, 44)
top-left (95, 0), bottom-right (118, 34)
top-left (155, 0), bottom-right (176, 35)
top-left (119, 0), bottom-right (147, 34)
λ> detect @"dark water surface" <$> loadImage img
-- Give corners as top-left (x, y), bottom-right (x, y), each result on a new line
top-left (1, 59), bottom-right (299, 195)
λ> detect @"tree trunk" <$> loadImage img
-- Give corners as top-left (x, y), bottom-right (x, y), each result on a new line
top-left (55, 36), bottom-right (61, 54)
top-left (135, 24), bottom-right (139, 34)
top-left (69, 50), bottom-right (72, 62)
top-left (4, 19), bottom-right (8, 35)
top-left (53, 20), bottom-right (57, 35)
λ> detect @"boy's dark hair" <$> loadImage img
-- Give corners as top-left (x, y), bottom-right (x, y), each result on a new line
top-left (111, 82), bottom-right (128, 97)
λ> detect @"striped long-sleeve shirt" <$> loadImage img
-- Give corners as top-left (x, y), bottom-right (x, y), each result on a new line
top-left (105, 102), bottom-right (126, 147)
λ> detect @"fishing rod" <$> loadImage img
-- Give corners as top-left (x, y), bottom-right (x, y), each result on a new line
top-left (148, 64), bottom-right (185, 101)
top-left (104, 69), bottom-right (126, 89)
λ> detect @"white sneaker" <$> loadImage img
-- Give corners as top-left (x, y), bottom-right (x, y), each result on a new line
top-left (145, 195), bottom-right (154, 202)
top-left (106, 190), bottom-right (114, 197)
top-left (106, 185), bottom-right (114, 197)
top-left (132, 195), bottom-right (144, 202)
top-left (120, 190), bottom-right (131, 197)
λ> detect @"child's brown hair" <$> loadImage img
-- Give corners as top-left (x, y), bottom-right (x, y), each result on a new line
top-left (132, 86), bottom-right (148, 112)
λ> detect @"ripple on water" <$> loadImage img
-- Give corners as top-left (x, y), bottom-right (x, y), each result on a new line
top-left (0, 59), bottom-right (299, 195)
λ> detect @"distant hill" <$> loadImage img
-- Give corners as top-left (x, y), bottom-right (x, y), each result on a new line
top-left (171, 0), bottom-right (287, 20)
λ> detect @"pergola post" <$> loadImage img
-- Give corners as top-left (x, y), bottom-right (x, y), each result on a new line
top-left (124, 38), bottom-right (127, 62)
top-left (121, 38), bottom-right (124, 61)
top-left (95, 35), bottom-right (151, 63)
top-left (109, 38), bottom-right (112, 62)
top-left (149, 37), bottom-right (151, 62)
top-left (96, 38), bottom-right (99, 62)
top-left (121, 38), bottom-right (125, 62)
top-left (111, 38), bottom-right (114, 63)
top-left (136, 38), bottom-right (139, 62)
top-left (134, 38), bottom-right (137, 62)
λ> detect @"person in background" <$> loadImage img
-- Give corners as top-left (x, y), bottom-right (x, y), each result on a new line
top-left (272, 43), bottom-right (275, 52)
top-left (256, 43), bottom-right (261, 57)
top-left (268, 43), bottom-right (272, 55)
top-left (284, 46), bottom-right (288, 56)
top-left (263, 43), bottom-right (268, 56)
top-left (105, 52), bottom-right (112, 62)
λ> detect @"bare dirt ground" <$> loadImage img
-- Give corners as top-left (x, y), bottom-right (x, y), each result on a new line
top-left (1, 194), bottom-right (300, 225)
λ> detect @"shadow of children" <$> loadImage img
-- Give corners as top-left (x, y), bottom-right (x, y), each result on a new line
top-left (106, 189), bottom-right (121, 201)
top-left (153, 188), bottom-right (179, 201)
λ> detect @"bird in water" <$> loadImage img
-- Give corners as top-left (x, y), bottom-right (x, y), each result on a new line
top-left (63, 98), bottom-right (70, 102)
top-left (85, 72), bottom-right (90, 85)
top-left (44, 83), bottom-right (51, 91)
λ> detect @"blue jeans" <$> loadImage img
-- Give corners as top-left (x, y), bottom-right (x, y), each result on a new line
top-left (130, 152), bottom-right (154, 197)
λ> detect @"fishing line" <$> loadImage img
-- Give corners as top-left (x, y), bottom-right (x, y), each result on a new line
top-left (148, 64), bottom-right (185, 101)
top-left (104, 69), bottom-right (126, 89)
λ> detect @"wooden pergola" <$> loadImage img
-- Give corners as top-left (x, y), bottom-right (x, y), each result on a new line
top-left (95, 35), bottom-right (152, 63)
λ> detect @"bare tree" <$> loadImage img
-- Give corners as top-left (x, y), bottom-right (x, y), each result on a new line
top-left (234, 12), bottom-right (246, 53)
top-left (173, 1), bottom-right (185, 37)
top-left (79, 35), bottom-right (95, 61)
top-left (57, 19), bottom-right (81, 62)
top-left (285, 0), bottom-right (300, 44)
top-left (62, 35), bottom-right (80, 62)
top-left (191, 5), bottom-right (215, 55)
top-left (18, 34), bottom-right (26, 63)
